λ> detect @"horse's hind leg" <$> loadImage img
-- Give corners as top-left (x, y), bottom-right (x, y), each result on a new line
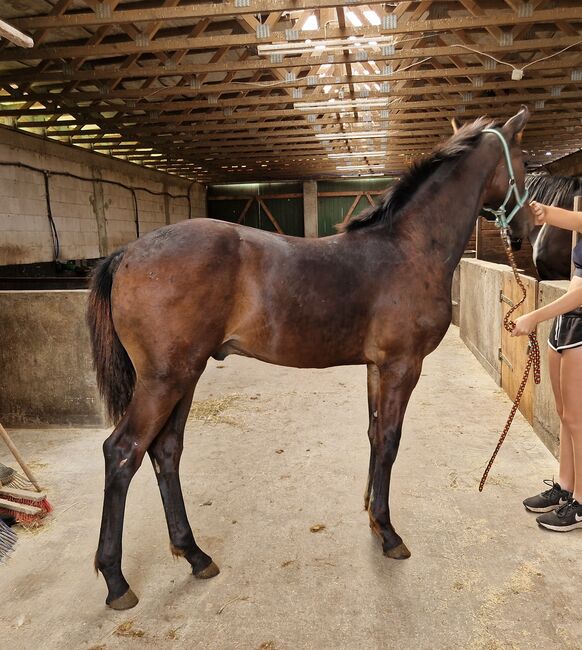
top-left (147, 381), bottom-right (220, 580)
top-left (95, 379), bottom-right (185, 610)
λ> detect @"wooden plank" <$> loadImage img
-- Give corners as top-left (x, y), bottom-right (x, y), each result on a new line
top-left (209, 194), bottom-right (302, 201)
top-left (0, 496), bottom-right (42, 516)
top-left (12, 5), bottom-right (582, 34)
top-left (318, 191), bottom-right (385, 197)
top-left (236, 197), bottom-right (254, 224)
top-left (4, 53), bottom-right (578, 84)
top-left (0, 17), bottom-right (33, 48)
top-left (2, 31), bottom-right (580, 63)
top-left (10, 73), bottom-right (580, 105)
top-left (20, 103), bottom-right (582, 129)
top-left (257, 197), bottom-right (284, 234)
top-left (500, 272), bottom-right (538, 424)
top-left (8, 83), bottom-right (580, 113)
top-left (0, 486), bottom-right (47, 502)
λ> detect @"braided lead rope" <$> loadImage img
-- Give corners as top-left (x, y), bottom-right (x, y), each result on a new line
top-left (479, 229), bottom-right (541, 491)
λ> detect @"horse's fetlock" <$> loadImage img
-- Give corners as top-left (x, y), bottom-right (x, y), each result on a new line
top-left (170, 543), bottom-right (187, 558)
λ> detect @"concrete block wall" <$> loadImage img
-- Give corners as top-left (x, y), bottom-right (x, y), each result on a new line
top-left (0, 127), bottom-right (206, 266)
top-left (0, 290), bottom-right (106, 427)
top-left (0, 163), bottom-right (53, 263)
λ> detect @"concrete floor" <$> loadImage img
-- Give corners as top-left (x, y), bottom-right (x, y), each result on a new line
top-left (1, 327), bottom-right (581, 650)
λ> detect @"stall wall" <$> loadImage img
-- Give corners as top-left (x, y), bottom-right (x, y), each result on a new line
top-left (459, 259), bottom-right (506, 385)
top-left (458, 258), bottom-right (567, 458)
top-left (0, 127), bottom-right (206, 266)
top-left (535, 281), bottom-right (570, 456)
top-left (0, 290), bottom-right (106, 427)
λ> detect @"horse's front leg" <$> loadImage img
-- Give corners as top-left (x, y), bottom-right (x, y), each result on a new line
top-left (364, 364), bottom-right (380, 510)
top-left (368, 357), bottom-right (423, 559)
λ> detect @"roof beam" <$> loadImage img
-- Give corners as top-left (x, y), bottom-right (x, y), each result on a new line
top-left (2, 14), bottom-right (581, 61)
top-left (5, 52), bottom-right (579, 85)
top-left (10, 3), bottom-right (580, 33)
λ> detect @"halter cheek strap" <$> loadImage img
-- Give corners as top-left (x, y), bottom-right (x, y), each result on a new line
top-left (481, 127), bottom-right (529, 230)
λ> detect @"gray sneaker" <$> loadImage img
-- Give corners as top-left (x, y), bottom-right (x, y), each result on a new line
top-left (537, 499), bottom-right (582, 532)
top-left (523, 480), bottom-right (571, 513)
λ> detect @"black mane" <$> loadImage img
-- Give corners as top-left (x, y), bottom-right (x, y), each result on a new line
top-left (339, 117), bottom-right (496, 232)
top-left (526, 173), bottom-right (582, 209)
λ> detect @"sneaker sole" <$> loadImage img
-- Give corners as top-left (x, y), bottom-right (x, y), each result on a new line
top-left (524, 504), bottom-right (560, 513)
top-left (537, 520), bottom-right (582, 532)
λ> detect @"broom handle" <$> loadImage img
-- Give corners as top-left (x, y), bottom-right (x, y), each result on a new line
top-left (0, 423), bottom-right (42, 492)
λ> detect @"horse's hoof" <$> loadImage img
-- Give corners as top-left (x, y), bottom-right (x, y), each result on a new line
top-left (383, 542), bottom-right (411, 560)
top-left (193, 560), bottom-right (220, 580)
top-left (107, 588), bottom-right (139, 610)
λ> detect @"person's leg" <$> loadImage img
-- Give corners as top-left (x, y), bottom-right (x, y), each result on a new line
top-left (558, 346), bottom-right (582, 502)
top-left (548, 347), bottom-right (575, 492)
top-left (523, 346), bottom-right (571, 513)
top-left (537, 345), bottom-right (582, 531)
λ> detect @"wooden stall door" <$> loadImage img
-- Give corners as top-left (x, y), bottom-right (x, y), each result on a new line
top-left (499, 273), bottom-right (538, 425)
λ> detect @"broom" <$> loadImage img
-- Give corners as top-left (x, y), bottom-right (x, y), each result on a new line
top-left (0, 423), bottom-right (52, 524)
top-left (0, 515), bottom-right (17, 563)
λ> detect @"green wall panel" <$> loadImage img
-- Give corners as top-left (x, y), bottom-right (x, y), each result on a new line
top-left (317, 177), bottom-right (395, 237)
top-left (207, 182), bottom-right (304, 236)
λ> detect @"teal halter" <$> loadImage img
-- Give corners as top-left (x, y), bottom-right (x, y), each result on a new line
top-left (481, 127), bottom-right (529, 230)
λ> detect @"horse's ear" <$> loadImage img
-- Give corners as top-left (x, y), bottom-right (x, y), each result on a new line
top-left (502, 105), bottom-right (529, 141)
top-left (451, 118), bottom-right (461, 134)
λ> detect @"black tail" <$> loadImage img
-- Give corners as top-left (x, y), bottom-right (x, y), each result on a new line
top-left (87, 249), bottom-right (135, 423)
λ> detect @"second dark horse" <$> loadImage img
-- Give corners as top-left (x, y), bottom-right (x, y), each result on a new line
top-left (88, 107), bottom-right (532, 609)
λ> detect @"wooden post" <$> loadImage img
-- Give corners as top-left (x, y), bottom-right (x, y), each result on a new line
top-left (475, 218), bottom-right (483, 259)
top-left (571, 196), bottom-right (582, 278)
top-left (303, 181), bottom-right (318, 238)
top-left (0, 18), bottom-right (34, 48)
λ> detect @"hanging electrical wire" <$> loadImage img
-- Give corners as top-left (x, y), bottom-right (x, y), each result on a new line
top-left (0, 161), bottom-right (194, 261)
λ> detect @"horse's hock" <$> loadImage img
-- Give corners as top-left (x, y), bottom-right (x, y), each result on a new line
top-left (0, 290), bottom-right (107, 427)
top-left (459, 258), bottom-right (568, 458)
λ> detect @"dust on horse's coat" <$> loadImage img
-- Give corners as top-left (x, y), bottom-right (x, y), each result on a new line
top-left (88, 107), bottom-right (531, 610)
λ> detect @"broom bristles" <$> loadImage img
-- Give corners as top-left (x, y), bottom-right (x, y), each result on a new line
top-left (0, 506), bottom-right (45, 527)
top-left (0, 519), bottom-right (17, 562)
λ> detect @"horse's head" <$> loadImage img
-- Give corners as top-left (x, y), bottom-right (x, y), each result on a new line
top-left (452, 106), bottom-right (534, 242)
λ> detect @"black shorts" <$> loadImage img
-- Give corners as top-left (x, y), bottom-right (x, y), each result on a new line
top-left (548, 308), bottom-right (582, 353)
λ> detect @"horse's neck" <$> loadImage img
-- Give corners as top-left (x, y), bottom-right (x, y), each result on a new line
top-left (402, 140), bottom-right (500, 277)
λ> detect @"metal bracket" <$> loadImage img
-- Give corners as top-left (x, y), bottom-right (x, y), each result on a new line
top-left (498, 348), bottom-right (513, 370)
top-left (499, 291), bottom-right (514, 307)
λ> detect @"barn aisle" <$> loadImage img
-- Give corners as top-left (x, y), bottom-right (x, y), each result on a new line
top-left (0, 326), bottom-right (579, 650)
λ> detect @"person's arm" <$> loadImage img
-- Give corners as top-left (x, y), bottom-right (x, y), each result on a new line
top-left (512, 284), bottom-right (582, 336)
top-left (531, 201), bottom-right (582, 231)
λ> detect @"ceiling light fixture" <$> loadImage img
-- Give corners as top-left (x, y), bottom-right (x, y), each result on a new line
top-left (335, 164), bottom-right (385, 171)
top-left (315, 130), bottom-right (389, 140)
top-left (328, 151), bottom-right (387, 158)
top-left (295, 99), bottom-right (388, 111)
top-left (258, 35), bottom-right (395, 57)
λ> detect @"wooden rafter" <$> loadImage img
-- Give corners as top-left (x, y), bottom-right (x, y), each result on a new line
top-left (0, 1), bottom-right (580, 182)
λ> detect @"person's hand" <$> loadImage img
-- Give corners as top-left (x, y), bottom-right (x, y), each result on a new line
top-left (511, 313), bottom-right (538, 336)
top-left (529, 201), bottom-right (546, 226)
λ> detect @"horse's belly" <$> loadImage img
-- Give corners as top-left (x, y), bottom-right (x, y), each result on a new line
top-left (214, 333), bottom-right (365, 368)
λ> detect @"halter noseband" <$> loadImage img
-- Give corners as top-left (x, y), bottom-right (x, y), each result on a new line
top-left (481, 127), bottom-right (529, 230)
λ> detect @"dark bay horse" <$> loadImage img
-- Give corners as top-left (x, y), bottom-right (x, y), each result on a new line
top-left (523, 174), bottom-right (582, 280)
top-left (88, 107), bottom-right (531, 610)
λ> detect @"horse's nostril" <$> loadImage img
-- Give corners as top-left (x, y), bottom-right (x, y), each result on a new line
top-left (510, 238), bottom-right (523, 251)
